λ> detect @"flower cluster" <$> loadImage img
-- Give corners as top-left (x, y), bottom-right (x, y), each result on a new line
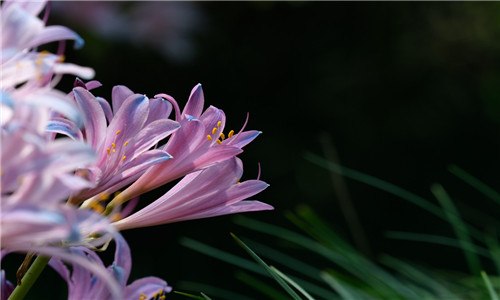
top-left (0, 1), bottom-right (272, 299)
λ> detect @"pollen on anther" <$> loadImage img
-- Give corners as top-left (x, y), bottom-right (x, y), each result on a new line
top-left (99, 193), bottom-right (110, 201)
top-left (122, 155), bottom-right (126, 161)
top-left (217, 121), bottom-right (222, 127)
top-left (207, 135), bottom-right (213, 141)
top-left (111, 142), bottom-right (116, 148)
top-left (220, 132), bottom-right (226, 140)
top-left (106, 148), bottom-right (111, 155)
top-left (211, 127), bottom-right (217, 135)
top-left (124, 141), bottom-right (129, 147)
top-left (216, 140), bottom-right (222, 145)
top-left (115, 130), bottom-right (121, 135)
top-left (228, 130), bottom-right (235, 138)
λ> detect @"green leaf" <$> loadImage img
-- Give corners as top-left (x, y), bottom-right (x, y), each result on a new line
top-left (431, 183), bottom-right (481, 274)
top-left (235, 271), bottom-right (290, 300)
top-left (448, 165), bottom-right (500, 206)
top-left (176, 281), bottom-right (254, 300)
top-left (174, 291), bottom-right (208, 300)
top-left (481, 271), bottom-right (499, 300)
top-left (230, 233), bottom-right (303, 300)
top-left (304, 154), bottom-right (486, 242)
top-left (385, 231), bottom-right (491, 257)
top-left (270, 266), bottom-right (316, 300)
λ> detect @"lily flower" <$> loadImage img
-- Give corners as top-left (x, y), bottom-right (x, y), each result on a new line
top-left (113, 157), bottom-right (272, 230)
top-left (1, 0), bottom-right (94, 89)
top-left (46, 84), bottom-right (180, 205)
top-left (111, 84), bottom-right (262, 207)
top-left (49, 234), bottom-right (171, 300)
top-left (1, 205), bottom-right (127, 299)
top-left (1, 103), bottom-right (95, 208)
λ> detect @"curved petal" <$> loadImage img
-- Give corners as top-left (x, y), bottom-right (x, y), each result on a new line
top-left (125, 277), bottom-right (171, 300)
top-left (125, 119), bottom-right (180, 160)
top-left (111, 85), bottom-right (134, 115)
top-left (182, 83), bottom-right (204, 118)
top-left (146, 97), bottom-right (173, 125)
top-left (28, 25), bottom-right (84, 49)
top-left (225, 130), bottom-right (262, 148)
top-left (97, 97), bottom-right (113, 124)
top-left (73, 87), bottom-right (107, 149)
top-left (46, 118), bottom-right (83, 140)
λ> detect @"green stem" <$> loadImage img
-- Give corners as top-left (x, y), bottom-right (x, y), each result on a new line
top-left (8, 256), bottom-right (50, 300)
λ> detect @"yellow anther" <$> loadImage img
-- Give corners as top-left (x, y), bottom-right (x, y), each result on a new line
top-left (220, 132), bottom-right (226, 140)
top-left (216, 140), bottom-right (222, 145)
top-left (110, 213), bottom-right (121, 222)
top-left (124, 141), bottom-right (129, 147)
top-left (138, 293), bottom-right (147, 300)
top-left (56, 55), bottom-right (65, 62)
top-left (90, 203), bottom-right (104, 214)
top-left (36, 51), bottom-right (50, 65)
top-left (207, 135), bottom-right (213, 141)
top-left (115, 130), bottom-right (121, 135)
top-left (121, 155), bottom-right (126, 161)
top-left (211, 127), bottom-right (218, 135)
top-left (228, 130), bottom-right (235, 138)
top-left (99, 193), bottom-right (110, 201)
top-left (106, 148), bottom-right (111, 155)
top-left (111, 142), bottom-right (116, 148)
top-left (159, 296), bottom-right (166, 300)
top-left (217, 121), bottom-right (222, 127)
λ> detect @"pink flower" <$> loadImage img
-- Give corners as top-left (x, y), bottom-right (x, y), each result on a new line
top-left (46, 83), bottom-right (180, 204)
top-left (113, 157), bottom-right (272, 230)
top-left (49, 235), bottom-right (171, 300)
top-left (1, 103), bottom-right (95, 208)
top-left (111, 84), bottom-right (262, 207)
top-left (1, 0), bottom-right (94, 89)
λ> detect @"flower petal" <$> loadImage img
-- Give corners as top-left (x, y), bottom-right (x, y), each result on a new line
top-left (125, 119), bottom-right (179, 161)
top-left (125, 277), bottom-right (172, 300)
top-left (73, 87), bottom-right (107, 149)
top-left (111, 85), bottom-right (134, 115)
top-left (46, 117), bottom-right (83, 140)
top-left (182, 83), bottom-right (204, 118)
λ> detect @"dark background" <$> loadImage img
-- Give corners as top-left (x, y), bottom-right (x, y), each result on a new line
top-left (13, 2), bottom-right (500, 299)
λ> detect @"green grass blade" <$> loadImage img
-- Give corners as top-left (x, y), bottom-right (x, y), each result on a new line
top-left (320, 271), bottom-right (364, 300)
top-left (431, 184), bottom-right (481, 274)
top-left (176, 282), bottom-right (254, 300)
top-left (173, 291), bottom-right (207, 300)
top-left (230, 233), bottom-right (303, 300)
top-left (484, 229), bottom-right (500, 274)
top-left (481, 271), bottom-right (500, 300)
top-left (270, 266), bottom-right (316, 300)
top-left (235, 271), bottom-right (290, 300)
top-left (385, 231), bottom-right (492, 258)
top-left (180, 237), bottom-right (265, 275)
top-left (200, 293), bottom-right (212, 300)
top-left (235, 216), bottom-right (419, 299)
top-left (305, 154), bottom-right (486, 242)
top-left (243, 239), bottom-right (324, 280)
top-left (182, 235), bottom-right (337, 299)
top-left (380, 255), bottom-right (460, 299)
top-left (448, 165), bottom-right (500, 206)
top-left (305, 153), bottom-right (444, 219)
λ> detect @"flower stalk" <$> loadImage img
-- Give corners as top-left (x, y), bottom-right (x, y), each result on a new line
top-left (8, 255), bottom-right (50, 300)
